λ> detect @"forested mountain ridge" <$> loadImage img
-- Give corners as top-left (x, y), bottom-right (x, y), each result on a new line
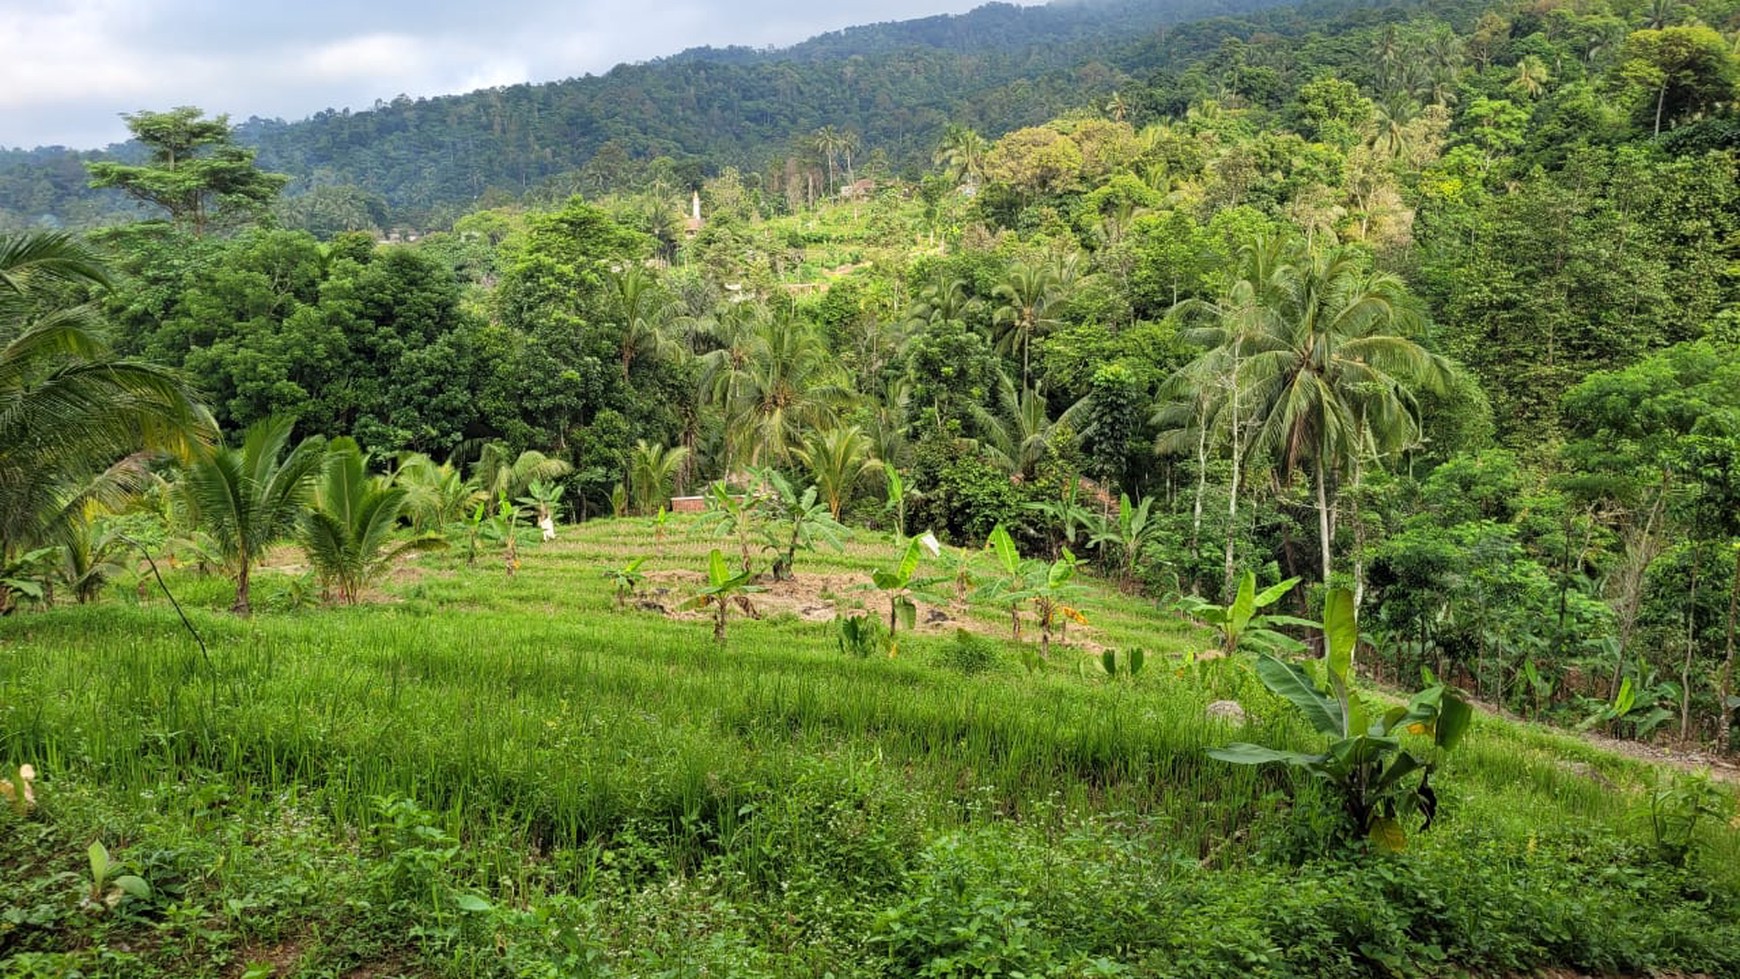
top-left (6, 0), bottom-right (1297, 228)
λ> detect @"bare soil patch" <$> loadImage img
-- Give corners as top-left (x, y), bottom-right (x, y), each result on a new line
top-left (639, 568), bottom-right (1110, 651)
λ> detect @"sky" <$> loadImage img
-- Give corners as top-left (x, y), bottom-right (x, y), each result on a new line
top-left (1, 0), bottom-right (992, 150)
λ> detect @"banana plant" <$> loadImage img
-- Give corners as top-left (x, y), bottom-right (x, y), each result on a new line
top-left (1027, 547), bottom-right (1090, 658)
top-left (1176, 569), bottom-right (1312, 655)
top-left (683, 548), bottom-right (764, 644)
top-left (933, 543), bottom-right (979, 607)
top-left (866, 532), bottom-right (943, 657)
top-left (602, 556), bottom-right (648, 609)
top-left (695, 479), bottom-right (760, 571)
top-left (1088, 493), bottom-right (1163, 589)
top-left (882, 462), bottom-right (907, 540)
top-left (976, 524), bottom-right (1029, 639)
top-left (517, 479), bottom-right (565, 540)
top-left (1022, 480), bottom-right (1093, 559)
top-left (1209, 588), bottom-right (1473, 852)
top-left (754, 467), bottom-right (845, 581)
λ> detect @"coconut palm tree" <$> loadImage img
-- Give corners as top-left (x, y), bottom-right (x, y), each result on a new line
top-left (794, 425), bottom-right (880, 518)
top-left (181, 415), bottom-right (328, 614)
top-left (904, 273), bottom-right (978, 329)
top-left (628, 440), bottom-right (690, 516)
top-left (991, 262), bottom-right (1061, 393)
top-left (968, 374), bottom-right (1088, 482)
top-left (473, 444), bottom-right (571, 503)
top-left (302, 438), bottom-right (445, 604)
top-left (0, 232), bottom-right (206, 608)
top-left (1167, 235), bottom-right (1291, 597)
top-left (392, 452), bottom-right (481, 533)
top-left (812, 126), bottom-right (844, 195)
top-left (1510, 56), bottom-right (1551, 100)
top-left (1227, 242), bottom-right (1447, 584)
top-left (1370, 96), bottom-right (1420, 158)
top-left (933, 125), bottom-right (989, 187)
top-left (605, 264), bottom-right (683, 379)
top-left (721, 308), bottom-right (849, 468)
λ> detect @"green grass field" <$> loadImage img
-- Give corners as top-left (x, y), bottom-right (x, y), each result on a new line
top-left (4, 516), bottom-right (1739, 978)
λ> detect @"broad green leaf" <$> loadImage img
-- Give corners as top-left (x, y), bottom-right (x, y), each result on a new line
top-left (1372, 750), bottom-right (1423, 792)
top-left (1251, 576), bottom-right (1300, 610)
top-left (894, 596), bottom-right (916, 632)
top-left (897, 537), bottom-right (924, 581)
top-left (1435, 694), bottom-right (1473, 751)
top-left (1258, 614), bottom-right (1320, 629)
top-left (113, 875), bottom-right (151, 900)
top-left (1245, 628), bottom-right (1309, 655)
top-left (987, 524), bottom-right (1018, 573)
top-left (1254, 654), bottom-right (1343, 737)
top-left (871, 569), bottom-right (901, 590)
top-left (1207, 743), bottom-right (1326, 766)
top-left (1229, 570), bottom-right (1256, 632)
top-left (1614, 676), bottom-right (1636, 716)
top-left (1368, 817), bottom-right (1407, 853)
top-left (453, 893), bottom-right (492, 912)
top-left (1047, 558), bottom-right (1074, 589)
top-left (1102, 650), bottom-right (1116, 676)
top-left (1128, 647), bottom-right (1145, 676)
top-left (707, 548), bottom-right (728, 587)
top-left (1323, 587), bottom-right (1355, 685)
top-left (88, 841), bottom-right (109, 879)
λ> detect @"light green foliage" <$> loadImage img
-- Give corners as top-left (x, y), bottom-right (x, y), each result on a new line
top-left (1025, 547), bottom-right (1092, 658)
top-left (602, 555), bottom-right (648, 608)
top-left (1177, 570), bottom-right (1309, 655)
top-left (84, 840), bottom-right (151, 911)
top-left (300, 438), bottom-right (446, 605)
top-left (683, 547), bottom-right (765, 643)
top-left (1646, 772), bottom-right (1731, 867)
top-left (1088, 493), bottom-right (1163, 588)
top-left (1211, 588), bottom-right (1473, 851)
top-left (866, 532), bottom-right (945, 657)
top-left (977, 523), bottom-right (1030, 639)
top-left (181, 415), bottom-right (328, 614)
top-left (753, 467), bottom-right (845, 581)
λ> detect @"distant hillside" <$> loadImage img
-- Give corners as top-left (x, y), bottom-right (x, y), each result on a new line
top-left (0, 0), bottom-right (1324, 229)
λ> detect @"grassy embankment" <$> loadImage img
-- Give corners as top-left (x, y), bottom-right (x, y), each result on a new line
top-left (3, 516), bottom-right (1738, 977)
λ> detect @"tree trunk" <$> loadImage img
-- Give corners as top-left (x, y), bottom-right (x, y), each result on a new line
top-left (1315, 455), bottom-right (1333, 585)
top-left (715, 604), bottom-right (727, 643)
top-left (231, 554), bottom-right (252, 615)
top-left (1681, 546), bottom-right (1700, 742)
top-left (1720, 546), bottom-right (1739, 746)
top-left (1190, 408), bottom-right (1208, 562)
top-left (1223, 376), bottom-right (1242, 601)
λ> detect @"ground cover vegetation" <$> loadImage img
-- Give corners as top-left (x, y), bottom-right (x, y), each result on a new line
top-left (4, 0), bottom-right (1740, 972)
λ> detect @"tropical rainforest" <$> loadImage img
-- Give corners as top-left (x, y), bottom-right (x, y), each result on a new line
top-left (4, 0), bottom-right (1740, 974)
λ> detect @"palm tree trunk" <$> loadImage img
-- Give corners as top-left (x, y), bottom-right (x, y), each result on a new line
top-left (1223, 377), bottom-right (1242, 601)
top-left (232, 560), bottom-right (252, 615)
top-left (1315, 455), bottom-right (1333, 585)
top-left (1191, 408), bottom-right (1207, 561)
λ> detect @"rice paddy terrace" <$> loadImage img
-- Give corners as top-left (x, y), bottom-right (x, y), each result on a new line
top-left (3, 516), bottom-right (1738, 977)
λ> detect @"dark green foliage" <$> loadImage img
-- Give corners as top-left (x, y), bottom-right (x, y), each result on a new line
top-left (907, 431), bottom-right (1026, 546)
